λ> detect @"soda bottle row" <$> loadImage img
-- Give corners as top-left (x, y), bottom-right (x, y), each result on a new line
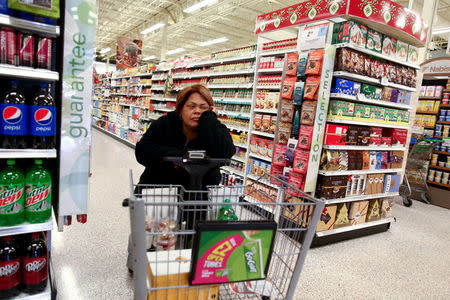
top-left (0, 159), bottom-right (52, 227)
top-left (0, 26), bottom-right (53, 70)
top-left (1, 81), bottom-right (56, 149)
top-left (0, 232), bottom-right (48, 298)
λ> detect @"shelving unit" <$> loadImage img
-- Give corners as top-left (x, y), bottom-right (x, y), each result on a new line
top-left (327, 117), bottom-right (409, 129)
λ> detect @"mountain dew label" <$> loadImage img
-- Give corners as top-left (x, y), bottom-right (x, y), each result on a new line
top-left (26, 184), bottom-right (51, 208)
top-left (25, 183), bottom-right (51, 223)
top-left (0, 185), bottom-right (25, 215)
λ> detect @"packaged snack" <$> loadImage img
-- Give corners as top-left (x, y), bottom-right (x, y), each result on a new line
top-left (362, 151), bottom-right (370, 170)
top-left (336, 48), bottom-right (352, 72)
top-left (334, 203), bottom-right (350, 228)
top-left (262, 115), bottom-right (271, 132)
top-left (425, 86), bottom-right (436, 97)
top-left (383, 174), bottom-right (401, 193)
top-left (317, 175), bottom-right (348, 199)
top-left (359, 127), bottom-right (371, 145)
top-left (435, 86), bottom-right (444, 98)
top-left (381, 137), bottom-right (392, 146)
top-left (382, 36), bottom-right (397, 58)
top-left (339, 151), bottom-right (348, 171)
top-left (292, 81), bottom-right (305, 106)
top-left (300, 101), bottom-right (317, 125)
top-left (305, 49), bottom-right (325, 75)
top-left (384, 108), bottom-right (398, 123)
top-left (332, 78), bottom-right (355, 95)
top-left (361, 84), bottom-right (377, 99)
top-left (286, 52), bottom-right (299, 76)
top-left (381, 87), bottom-right (393, 101)
top-left (328, 100), bottom-right (355, 118)
top-left (272, 143), bottom-right (287, 166)
top-left (258, 138), bottom-right (268, 157)
top-left (380, 151), bottom-right (388, 169)
top-left (366, 199), bottom-right (381, 222)
top-left (396, 40), bottom-right (408, 62)
top-left (407, 45), bottom-right (419, 64)
top-left (267, 140), bottom-right (274, 158)
top-left (285, 138), bottom-right (298, 163)
top-left (354, 104), bottom-right (371, 120)
top-left (381, 198), bottom-right (394, 218)
top-left (303, 76), bottom-right (321, 100)
top-left (366, 29), bottom-right (382, 53)
top-left (254, 114), bottom-right (263, 130)
top-left (281, 76), bottom-right (297, 99)
top-left (346, 126), bottom-right (360, 145)
top-left (389, 151), bottom-right (404, 168)
top-left (291, 109), bottom-right (300, 138)
top-left (349, 201), bottom-right (369, 225)
top-left (293, 150), bottom-right (309, 174)
top-left (385, 128), bottom-right (407, 145)
top-left (370, 136), bottom-right (382, 145)
top-left (371, 106), bottom-right (386, 123)
top-left (280, 99), bottom-right (295, 123)
top-left (270, 165), bottom-right (284, 186)
top-left (277, 122), bottom-right (292, 144)
top-left (269, 116), bottom-right (277, 134)
top-left (351, 51), bottom-right (365, 74)
top-left (287, 172), bottom-right (304, 196)
top-left (397, 110), bottom-right (410, 124)
top-left (298, 125), bottom-right (314, 149)
top-left (250, 136), bottom-right (259, 153)
top-left (340, 21), bottom-right (367, 47)
top-left (370, 127), bottom-right (383, 137)
top-left (297, 52), bottom-right (309, 77)
top-left (324, 124), bottom-right (348, 145)
top-left (369, 151), bottom-right (377, 170)
top-left (320, 150), bottom-right (339, 171)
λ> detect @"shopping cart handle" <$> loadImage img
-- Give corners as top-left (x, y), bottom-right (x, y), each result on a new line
top-left (122, 198), bottom-right (129, 207)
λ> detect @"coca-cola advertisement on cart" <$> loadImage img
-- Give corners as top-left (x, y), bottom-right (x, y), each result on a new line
top-left (116, 37), bottom-right (142, 69)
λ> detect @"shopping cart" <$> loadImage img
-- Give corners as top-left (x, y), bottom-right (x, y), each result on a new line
top-left (400, 138), bottom-right (441, 206)
top-left (126, 154), bottom-right (325, 300)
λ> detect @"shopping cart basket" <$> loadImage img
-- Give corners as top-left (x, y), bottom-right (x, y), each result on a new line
top-left (400, 138), bottom-right (441, 206)
top-left (127, 168), bottom-right (325, 300)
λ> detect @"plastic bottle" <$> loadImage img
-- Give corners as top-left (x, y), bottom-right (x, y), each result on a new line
top-left (1, 81), bottom-right (29, 149)
top-left (22, 232), bottom-right (48, 294)
top-left (0, 159), bottom-right (25, 226)
top-left (25, 160), bottom-right (51, 223)
top-left (29, 84), bottom-right (56, 149)
top-left (0, 236), bottom-right (21, 298)
top-left (218, 199), bottom-right (238, 221)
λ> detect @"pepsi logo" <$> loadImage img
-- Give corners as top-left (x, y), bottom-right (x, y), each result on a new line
top-left (3, 106), bottom-right (22, 124)
top-left (35, 108), bottom-right (52, 126)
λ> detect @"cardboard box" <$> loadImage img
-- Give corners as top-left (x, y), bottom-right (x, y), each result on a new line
top-left (346, 126), bottom-right (360, 145)
top-left (380, 198), bottom-right (394, 218)
top-left (324, 124), bottom-right (348, 145)
top-left (407, 45), bottom-right (419, 64)
top-left (339, 21), bottom-right (367, 48)
top-left (384, 108), bottom-right (398, 123)
top-left (382, 36), bottom-right (397, 58)
top-left (366, 199), bottom-right (381, 222)
top-left (435, 86), bottom-right (444, 98)
top-left (397, 90), bottom-right (411, 105)
top-left (349, 201), bottom-right (369, 225)
top-left (317, 175), bottom-right (348, 199)
top-left (389, 151), bottom-right (404, 168)
top-left (354, 104), bottom-right (371, 120)
top-left (425, 86), bottom-right (436, 97)
top-left (395, 40), bottom-right (408, 62)
top-left (383, 174), bottom-right (401, 193)
top-left (366, 28), bottom-right (382, 53)
top-left (316, 205), bottom-right (337, 232)
top-left (334, 203), bottom-right (351, 228)
top-left (328, 100), bottom-right (355, 119)
top-left (371, 106), bottom-right (386, 123)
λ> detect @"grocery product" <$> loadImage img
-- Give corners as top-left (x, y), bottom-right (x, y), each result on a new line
top-left (303, 76), bottom-right (321, 100)
top-left (25, 160), bottom-right (52, 223)
top-left (366, 29), bottom-right (382, 53)
top-left (22, 233), bottom-right (48, 294)
top-left (18, 33), bottom-right (34, 67)
top-left (296, 52), bottom-right (309, 77)
top-left (36, 37), bottom-right (52, 70)
top-left (30, 84), bottom-right (56, 149)
top-left (0, 236), bottom-right (21, 298)
top-left (218, 199), bottom-right (238, 221)
top-left (0, 27), bottom-right (16, 65)
top-left (0, 160), bottom-right (25, 227)
top-left (305, 49), bottom-right (324, 75)
top-left (286, 52), bottom-right (298, 76)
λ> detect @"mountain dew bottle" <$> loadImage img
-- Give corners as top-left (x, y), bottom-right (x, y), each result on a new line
top-left (25, 160), bottom-right (52, 223)
top-left (0, 160), bottom-right (25, 226)
top-left (218, 199), bottom-right (238, 221)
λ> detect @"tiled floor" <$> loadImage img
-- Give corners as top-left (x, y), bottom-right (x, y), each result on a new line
top-left (51, 128), bottom-right (450, 299)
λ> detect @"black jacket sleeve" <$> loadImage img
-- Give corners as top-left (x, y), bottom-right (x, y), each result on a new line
top-left (197, 110), bottom-right (236, 159)
top-left (135, 117), bottom-right (185, 167)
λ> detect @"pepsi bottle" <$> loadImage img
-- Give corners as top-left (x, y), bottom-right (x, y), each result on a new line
top-left (1, 81), bottom-right (29, 149)
top-left (30, 84), bottom-right (56, 149)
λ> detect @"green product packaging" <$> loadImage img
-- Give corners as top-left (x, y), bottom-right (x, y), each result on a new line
top-left (371, 106), bottom-right (386, 122)
top-left (408, 45), bottom-right (419, 64)
top-left (8, 0), bottom-right (60, 19)
top-left (328, 101), bottom-right (355, 118)
top-left (398, 110), bottom-right (410, 124)
top-left (354, 104), bottom-right (371, 120)
top-left (361, 84), bottom-right (377, 99)
top-left (385, 108), bottom-right (398, 123)
top-left (366, 29), bottom-right (382, 53)
top-left (297, 52), bottom-right (309, 77)
top-left (0, 160), bottom-right (25, 226)
top-left (25, 160), bottom-right (52, 223)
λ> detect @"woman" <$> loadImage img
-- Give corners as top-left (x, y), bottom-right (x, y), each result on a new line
top-left (135, 84), bottom-right (236, 189)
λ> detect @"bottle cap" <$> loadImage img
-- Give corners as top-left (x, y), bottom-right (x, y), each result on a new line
top-left (6, 159), bottom-right (15, 166)
top-left (11, 81), bottom-right (19, 87)
top-left (31, 233), bottom-right (39, 239)
top-left (35, 159), bottom-right (43, 165)
top-left (39, 83), bottom-right (48, 90)
top-left (4, 236), bottom-right (12, 242)
top-left (224, 199), bottom-right (231, 203)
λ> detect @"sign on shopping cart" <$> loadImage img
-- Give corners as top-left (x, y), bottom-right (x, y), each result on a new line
top-left (189, 220), bottom-right (277, 285)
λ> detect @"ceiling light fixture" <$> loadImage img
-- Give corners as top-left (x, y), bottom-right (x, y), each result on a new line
top-left (199, 37), bottom-right (228, 47)
top-left (143, 55), bottom-right (156, 61)
top-left (100, 47), bottom-right (111, 54)
top-left (166, 48), bottom-right (185, 55)
top-left (184, 0), bottom-right (217, 13)
top-left (432, 27), bottom-right (450, 35)
top-left (141, 22), bottom-right (165, 35)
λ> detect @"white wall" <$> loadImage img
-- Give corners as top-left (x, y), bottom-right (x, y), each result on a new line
top-left (94, 61), bottom-right (116, 74)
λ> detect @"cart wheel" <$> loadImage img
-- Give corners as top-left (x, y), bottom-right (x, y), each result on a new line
top-left (421, 193), bottom-right (431, 204)
top-left (403, 196), bottom-right (413, 207)
top-left (261, 297), bottom-right (270, 300)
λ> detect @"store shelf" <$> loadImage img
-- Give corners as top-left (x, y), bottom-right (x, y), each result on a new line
top-left (154, 107), bottom-right (173, 112)
top-left (323, 193), bottom-right (399, 205)
top-left (231, 155), bottom-right (246, 163)
top-left (260, 49), bottom-right (297, 57)
top-left (110, 93), bottom-right (127, 96)
top-left (214, 98), bottom-right (253, 105)
top-left (334, 43), bottom-right (420, 69)
top-left (433, 150), bottom-right (450, 155)
top-left (419, 96), bottom-right (442, 100)
top-left (207, 83), bottom-right (253, 89)
top-left (333, 71), bottom-right (416, 92)
top-left (93, 125), bottom-right (136, 149)
top-left (226, 125), bottom-right (249, 133)
top-left (424, 126), bottom-right (436, 129)
top-left (132, 73), bottom-right (153, 77)
top-left (249, 153), bottom-right (272, 162)
top-left (384, 81), bottom-right (416, 92)
top-left (152, 86), bottom-right (165, 91)
top-left (247, 174), bottom-right (279, 189)
top-left (209, 69), bottom-right (255, 77)
top-left (254, 108), bottom-right (278, 114)
top-left (427, 180), bottom-right (450, 189)
top-left (0, 220), bottom-right (53, 237)
top-left (437, 121), bottom-right (450, 125)
top-left (217, 110), bottom-right (251, 119)
top-left (429, 165), bottom-right (450, 172)
top-left (416, 111), bottom-right (439, 115)
top-left (329, 93), bottom-right (412, 110)
top-left (318, 168), bottom-right (403, 176)
top-left (256, 85), bottom-right (280, 90)
top-left (188, 53), bottom-right (256, 67)
top-left (165, 97), bottom-right (177, 102)
top-left (111, 84), bottom-right (128, 87)
top-left (326, 117), bottom-right (409, 129)
top-left (234, 142), bottom-right (247, 149)
top-left (322, 145), bottom-right (407, 151)
top-left (0, 149), bottom-right (57, 158)
top-left (440, 104), bottom-right (450, 108)
top-left (172, 73), bottom-right (209, 79)
top-left (251, 130), bottom-right (275, 138)
top-left (0, 13), bottom-right (60, 37)
top-left (221, 166), bottom-right (244, 177)
top-left (315, 218), bottom-right (394, 237)
top-left (0, 64), bottom-right (59, 81)
top-left (258, 68), bottom-right (283, 73)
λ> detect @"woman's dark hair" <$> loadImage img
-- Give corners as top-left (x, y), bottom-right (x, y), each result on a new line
top-left (176, 84), bottom-right (214, 114)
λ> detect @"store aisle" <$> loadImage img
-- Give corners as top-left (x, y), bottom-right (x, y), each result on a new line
top-left (52, 129), bottom-right (450, 299)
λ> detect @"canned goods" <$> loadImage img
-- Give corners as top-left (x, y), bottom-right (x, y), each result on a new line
top-left (0, 27), bottom-right (17, 65)
top-left (431, 154), bottom-right (439, 165)
top-left (36, 37), bottom-right (52, 70)
top-left (18, 33), bottom-right (34, 67)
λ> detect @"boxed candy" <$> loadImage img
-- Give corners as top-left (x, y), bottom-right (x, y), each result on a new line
top-left (298, 125), bottom-right (314, 149)
top-left (366, 199), bottom-right (381, 222)
top-left (328, 100), bottom-right (355, 119)
top-left (381, 197), bottom-right (394, 218)
top-left (366, 28), bottom-right (382, 53)
top-left (382, 36), bottom-right (397, 58)
top-left (334, 203), bottom-right (351, 228)
top-left (385, 128), bottom-right (407, 146)
top-left (324, 124), bottom-right (348, 145)
top-left (300, 101), bottom-right (317, 125)
top-left (396, 40), bottom-right (408, 62)
top-left (338, 21), bottom-right (368, 48)
top-left (349, 201), bottom-right (369, 225)
top-left (317, 175), bottom-right (348, 199)
top-left (285, 138), bottom-right (298, 163)
top-left (316, 205), bottom-right (337, 232)
top-left (293, 150), bottom-right (309, 175)
top-left (332, 78), bottom-right (355, 95)
top-left (354, 104), bottom-right (371, 120)
top-left (383, 174), bottom-right (401, 193)
top-left (389, 151), bottom-right (404, 168)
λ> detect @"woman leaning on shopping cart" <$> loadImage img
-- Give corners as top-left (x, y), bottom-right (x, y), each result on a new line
top-left (135, 84), bottom-right (236, 189)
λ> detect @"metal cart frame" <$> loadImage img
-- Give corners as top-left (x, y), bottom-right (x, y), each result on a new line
top-left (127, 171), bottom-right (325, 300)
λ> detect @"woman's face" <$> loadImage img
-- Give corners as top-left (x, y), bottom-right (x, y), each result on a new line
top-left (180, 92), bottom-right (210, 130)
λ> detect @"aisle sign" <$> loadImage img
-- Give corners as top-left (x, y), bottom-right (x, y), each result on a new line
top-left (421, 58), bottom-right (450, 76)
top-left (59, 0), bottom-right (97, 218)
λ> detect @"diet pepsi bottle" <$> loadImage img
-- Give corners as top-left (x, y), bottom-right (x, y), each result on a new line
top-left (1, 81), bottom-right (29, 149)
top-left (30, 84), bottom-right (56, 149)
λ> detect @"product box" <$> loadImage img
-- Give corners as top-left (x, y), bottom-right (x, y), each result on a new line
top-left (384, 108), bottom-right (398, 123)
top-left (298, 125), bottom-right (314, 149)
top-left (293, 150), bottom-right (309, 175)
top-left (407, 45), bottom-right (419, 64)
top-left (398, 110), bottom-right (410, 125)
top-left (332, 78), bottom-right (355, 95)
top-left (371, 106), bottom-right (386, 123)
top-left (272, 143), bottom-right (287, 166)
top-left (435, 86), bottom-right (444, 98)
top-left (359, 127), bottom-right (371, 146)
top-left (249, 136), bottom-right (259, 153)
top-left (366, 199), bottom-right (381, 222)
top-left (324, 124), bottom-right (348, 145)
top-left (380, 197), bottom-right (394, 218)
top-left (258, 138), bottom-right (269, 157)
top-left (316, 205), bottom-right (337, 232)
top-left (383, 174), bottom-right (401, 193)
top-left (387, 128), bottom-right (407, 145)
top-left (267, 140), bottom-right (274, 158)
top-left (397, 90), bottom-right (411, 105)
top-left (396, 40), bottom-right (408, 62)
top-left (349, 201), bottom-right (369, 225)
top-left (261, 115), bottom-right (271, 132)
top-left (339, 21), bottom-right (367, 48)
top-left (334, 203), bottom-right (351, 228)
top-left (277, 122), bottom-right (292, 145)
top-left (425, 86), bottom-right (436, 97)
top-left (320, 150), bottom-right (340, 171)
top-left (285, 138), bottom-right (298, 163)
top-left (300, 101), bottom-right (317, 125)
top-left (389, 151), bottom-right (404, 168)
top-left (346, 126), bottom-right (360, 145)
top-left (380, 137), bottom-right (392, 146)
top-left (420, 86), bottom-right (426, 97)
top-left (382, 36), bottom-right (397, 58)
top-left (366, 28), bottom-right (382, 53)
top-left (280, 99), bottom-right (295, 123)
top-left (287, 172), bottom-right (304, 196)
top-left (354, 104), bottom-right (371, 120)
top-left (317, 175), bottom-right (348, 199)
top-left (328, 100), bottom-right (355, 119)
top-left (370, 136), bottom-right (382, 145)
top-left (433, 100), bottom-right (441, 113)
top-left (254, 114), bottom-right (263, 130)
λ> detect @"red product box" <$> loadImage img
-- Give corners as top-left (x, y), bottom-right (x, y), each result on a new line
top-left (249, 136), bottom-right (259, 153)
top-left (380, 137), bottom-right (392, 146)
top-left (370, 127), bottom-right (383, 137)
top-left (273, 143), bottom-right (287, 166)
top-left (293, 150), bottom-right (310, 175)
top-left (287, 172), bottom-right (304, 196)
top-left (370, 136), bottom-right (382, 145)
top-left (324, 124), bottom-right (348, 145)
top-left (391, 129), bottom-right (408, 146)
top-left (270, 165), bottom-right (284, 186)
top-left (298, 125), bottom-right (314, 150)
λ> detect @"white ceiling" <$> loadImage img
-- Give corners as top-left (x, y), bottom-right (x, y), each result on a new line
top-left (95, 0), bottom-right (450, 63)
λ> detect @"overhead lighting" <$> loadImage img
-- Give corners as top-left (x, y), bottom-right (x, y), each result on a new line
top-left (166, 48), bottom-right (185, 55)
top-left (184, 0), bottom-right (217, 13)
top-left (143, 55), bottom-right (156, 61)
top-left (141, 22), bottom-right (165, 35)
top-left (199, 37), bottom-right (228, 47)
top-left (100, 47), bottom-right (111, 54)
top-left (432, 27), bottom-right (450, 35)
